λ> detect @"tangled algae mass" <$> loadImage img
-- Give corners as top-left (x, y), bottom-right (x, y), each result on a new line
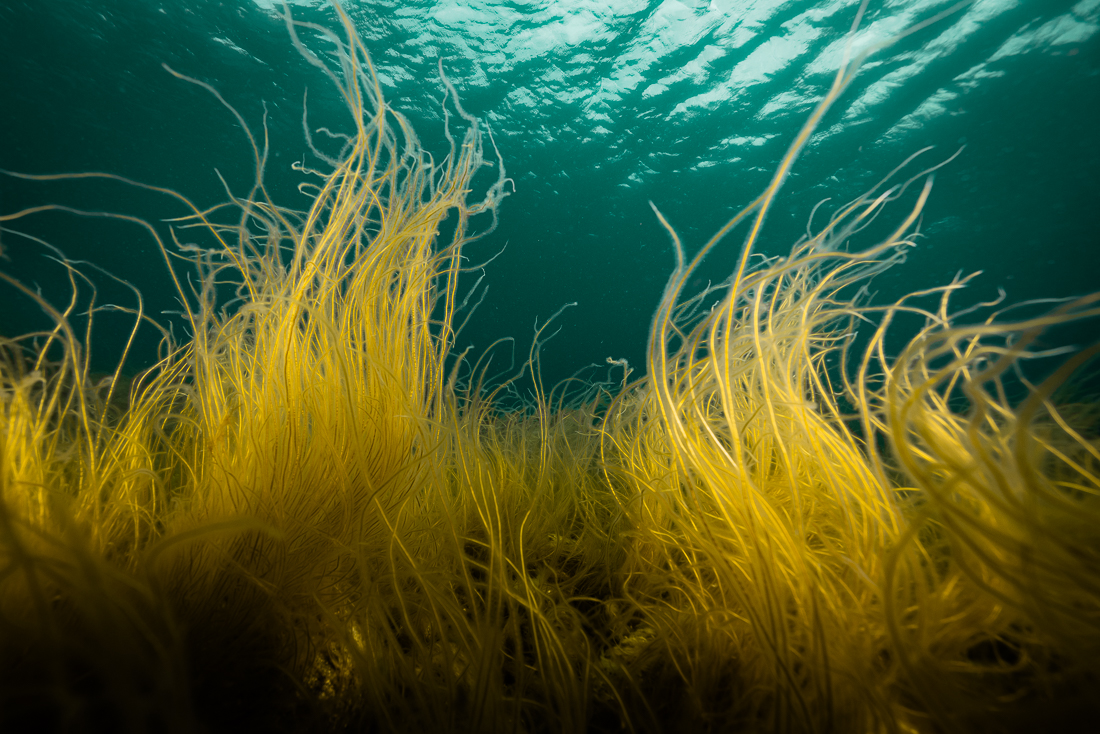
top-left (2, 3), bottom-right (1099, 733)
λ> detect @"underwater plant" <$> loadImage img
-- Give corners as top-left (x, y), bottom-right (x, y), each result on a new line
top-left (1, 1), bottom-right (1097, 733)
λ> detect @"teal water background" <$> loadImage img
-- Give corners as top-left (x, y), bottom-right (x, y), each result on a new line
top-left (1, 0), bottom-right (1097, 390)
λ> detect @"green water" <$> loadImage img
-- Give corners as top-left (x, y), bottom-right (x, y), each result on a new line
top-left (1, 0), bottom-right (1097, 389)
